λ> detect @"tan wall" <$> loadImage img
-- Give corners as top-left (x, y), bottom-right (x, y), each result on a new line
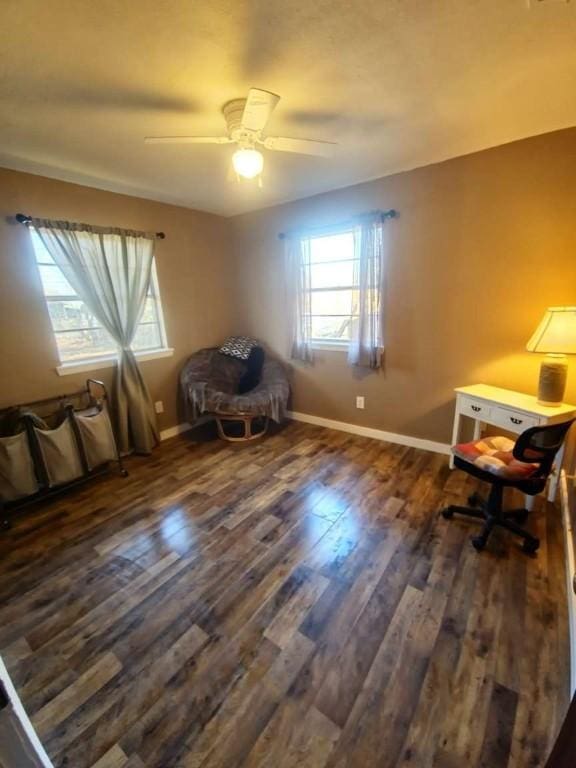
top-left (0, 168), bottom-right (235, 431)
top-left (231, 127), bottom-right (576, 444)
top-left (3, 128), bottom-right (576, 445)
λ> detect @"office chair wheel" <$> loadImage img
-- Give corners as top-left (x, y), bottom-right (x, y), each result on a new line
top-left (471, 535), bottom-right (487, 551)
top-left (522, 537), bottom-right (540, 555)
top-left (441, 507), bottom-right (455, 520)
top-left (467, 492), bottom-right (483, 507)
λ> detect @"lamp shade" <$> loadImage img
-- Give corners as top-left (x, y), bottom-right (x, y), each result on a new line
top-left (526, 307), bottom-right (576, 355)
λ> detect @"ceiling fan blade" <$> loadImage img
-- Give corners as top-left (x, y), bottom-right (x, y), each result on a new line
top-left (263, 136), bottom-right (337, 158)
top-left (144, 136), bottom-right (233, 144)
top-left (241, 89), bottom-right (280, 132)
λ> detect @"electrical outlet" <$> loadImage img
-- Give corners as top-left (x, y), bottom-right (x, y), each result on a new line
top-left (356, 396), bottom-right (365, 410)
top-left (154, 400), bottom-right (164, 414)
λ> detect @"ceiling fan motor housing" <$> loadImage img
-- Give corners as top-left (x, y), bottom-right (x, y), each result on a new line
top-left (222, 99), bottom-right (256, 146)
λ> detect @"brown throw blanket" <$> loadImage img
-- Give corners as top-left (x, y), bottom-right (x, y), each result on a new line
top-left (180, 347), bottom-right (290, 424)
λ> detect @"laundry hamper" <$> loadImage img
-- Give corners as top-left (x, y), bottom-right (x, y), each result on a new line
top-left (32, 407), bottom-right (85, 488)
top-left (0, 379), bottom-right (126, 528)
top-left (0, 431), bottom-right (39, 502)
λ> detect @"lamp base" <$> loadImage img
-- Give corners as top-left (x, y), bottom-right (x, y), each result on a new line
top-left (537, 355), bottom-right (567, 407)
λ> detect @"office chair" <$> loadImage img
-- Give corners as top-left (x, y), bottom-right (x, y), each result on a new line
top-left (442, 420), bottom-right (574, 553)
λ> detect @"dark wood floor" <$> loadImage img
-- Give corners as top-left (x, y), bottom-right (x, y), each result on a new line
top-left (0, 421), bottom-right (570, 768)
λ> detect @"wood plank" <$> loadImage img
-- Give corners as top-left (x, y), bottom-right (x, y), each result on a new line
top-left (32, 652), bottom-right (122, 738)
top-left (244, 701), bottom-right (340, 768)
top-left (432, 548), bottom-right (507, 766)
top-left (264, 568), bottom-right (329, 649)
top-left (46, 623), bottom-right (209, 767)
top-left (477, 683), bottom-right (519, 768)
top-left (395, 527), bottom-right (479, 768)
top-left (89, 744), bottom-right (128, 768)
top-left (183, 632), bottom-right (316, 768)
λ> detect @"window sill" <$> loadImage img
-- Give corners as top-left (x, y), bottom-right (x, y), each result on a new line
top-left (311, 341), bottom-right (349, 352)
top-left (56, 347), bottom-right (174, 376)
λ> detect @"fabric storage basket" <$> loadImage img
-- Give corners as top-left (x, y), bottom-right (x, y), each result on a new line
top-left (0, 432), bottom-right (39, 501)
top-left (34, 417), bottom-right (84, 487)
top-left (75, 406), bottom-right (118, 470)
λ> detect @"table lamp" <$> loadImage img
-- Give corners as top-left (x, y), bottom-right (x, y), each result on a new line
top-left (526, 306), bottom-right (576, 406)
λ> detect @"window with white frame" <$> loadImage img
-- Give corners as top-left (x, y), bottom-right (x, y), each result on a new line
top-left (307, 230), bottom-right (358, 344)
top-left (30, 229), bottom-right (168, 364)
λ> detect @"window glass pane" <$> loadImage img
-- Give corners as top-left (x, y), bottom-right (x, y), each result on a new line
top-left (310, 289), bottom-right (354, 315)
top-left (310, 260), bottom-right (355, 290)
top-left (30, 230), bottom-right (167, 363)
top-left (140, 297), bottom-right (158, 324)
top-left (309, 232), bottom-right (354, 264)
top-left (311, 315), bottom-right (353, 341)
top-left (31, 232), bottom-right (55, 264)
top-left (37, 265), bottom-right (75, 297)
top-left (132, 323), bottom-right (161, 351)
top-left (47, 300), bottom-right (102, 331)
top-left (54, 329), bottom-right (116, 361)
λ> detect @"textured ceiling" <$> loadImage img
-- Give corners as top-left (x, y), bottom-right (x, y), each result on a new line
top-left (1, 0), bottom-right (575, 216)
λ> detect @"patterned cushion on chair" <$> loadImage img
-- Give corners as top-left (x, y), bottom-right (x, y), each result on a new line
top-left (219, 336), bottom-right (259, 361)
top-left (452, 435), bottom-right (539, 480)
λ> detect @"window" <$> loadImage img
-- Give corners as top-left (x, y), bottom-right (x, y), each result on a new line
top-left (30, 230), bottom-right (168, 365)
top-left (307, 230), bottom-right (358, 344)
top-left (288, 213), bottom-right (385, 365)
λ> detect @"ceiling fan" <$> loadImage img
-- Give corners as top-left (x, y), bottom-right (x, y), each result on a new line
top-left (144, 88), bottom-right (337, 182)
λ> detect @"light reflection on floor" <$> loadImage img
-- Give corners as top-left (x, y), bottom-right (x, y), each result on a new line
top-left (159, 506), bottom-right (201, 553)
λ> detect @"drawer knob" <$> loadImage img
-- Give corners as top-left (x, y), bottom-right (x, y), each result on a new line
top-left (471, 405), bottom-right (481, 412)
top-left (510, 417), bottom-right (523, 425)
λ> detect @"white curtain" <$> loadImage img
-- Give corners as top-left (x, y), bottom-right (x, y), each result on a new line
top-left (285, 234), bottom-right (314, 363)
top-left (348, 216), bottom-right (385, 369)
top-left (32, 219), bottom-right (159, 454)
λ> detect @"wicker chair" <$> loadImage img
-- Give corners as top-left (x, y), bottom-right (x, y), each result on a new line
top-left (180, 347), bottom-right (290, 442)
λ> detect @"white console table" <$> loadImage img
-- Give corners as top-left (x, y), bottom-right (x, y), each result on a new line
top-left (451, 384), bottom-right (576, 502)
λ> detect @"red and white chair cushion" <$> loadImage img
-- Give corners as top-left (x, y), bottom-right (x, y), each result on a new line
top-left (452, 435), bottom-right (539, 480)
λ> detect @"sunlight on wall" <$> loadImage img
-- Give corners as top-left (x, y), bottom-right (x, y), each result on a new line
top-left (474, 352), bottom-right (576, 407)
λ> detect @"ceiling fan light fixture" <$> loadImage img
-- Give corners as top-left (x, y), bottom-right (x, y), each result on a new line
top-left (146, 89), bottom-right (338, 184)
top-left (232, 147), bottom-right (264, 179)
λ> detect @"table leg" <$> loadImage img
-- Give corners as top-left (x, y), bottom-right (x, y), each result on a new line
top-left (473, 420), bottom-right (483, 441)
top-left (547, 443), bottom-right (566, 503)
top-left (449, 408), bottom-right (462, 470)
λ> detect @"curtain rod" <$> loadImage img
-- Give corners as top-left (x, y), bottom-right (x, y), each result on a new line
top-left (277, 208), bottom-right (398, 240)
top-left (15, 213), bottom-right (166, 240)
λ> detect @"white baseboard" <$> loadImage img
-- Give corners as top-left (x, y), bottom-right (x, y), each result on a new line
top-left (287, 410), bottom-right (451, 456)
top-left (560, 468), bottom-right (576, 697)
top-left (159, 422), bottom-right (192, 441)
top-left (159, 415), bottom-right (215, 442)
top-left (160, 412), bottom-right (451, 455)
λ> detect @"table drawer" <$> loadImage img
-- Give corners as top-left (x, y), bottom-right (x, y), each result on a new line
top-left (460, 397), bottom-right (492, 421)
top-left (491, 406), bottom-right (539, 434)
